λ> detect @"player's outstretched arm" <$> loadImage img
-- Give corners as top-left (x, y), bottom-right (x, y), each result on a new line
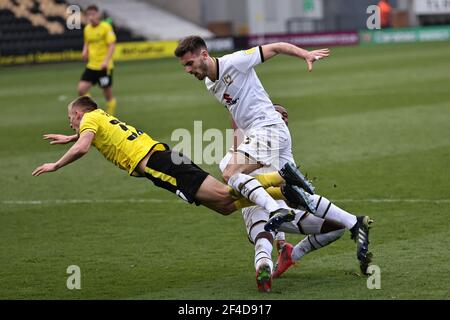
top-left (43, 134), bottom-right (78, 145)
top-left (32, 131), bottom-right (94, 176)
top-left (261, 42), bottom-right (330, 72)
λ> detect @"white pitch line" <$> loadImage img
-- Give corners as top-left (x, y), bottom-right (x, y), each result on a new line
top-left (334, 199), bottom-right (450, 204)
top-left (1, 199), bottom-right (173, 205)
top-left (1, 198), bottom-right (450, 205)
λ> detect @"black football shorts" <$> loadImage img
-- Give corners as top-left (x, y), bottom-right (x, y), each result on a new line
top-left (145, 149), bottom-right (209, 205)
top-left (80, 68), bottom-right (113, 88)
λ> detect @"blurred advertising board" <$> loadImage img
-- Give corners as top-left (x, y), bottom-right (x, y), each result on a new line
top-left (414, 0), bottom-right (450, 14)
top-left (248, 31), bottom-right (359, 47)
top-left (0, 41), bottom-right (179, 65)
top-left (360, 26), bottom-right (450, 44)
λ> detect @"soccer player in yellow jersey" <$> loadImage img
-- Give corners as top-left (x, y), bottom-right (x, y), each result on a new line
top-left (78, 5), bottom-right (117, 115)
top-left (32, 96), bottom-right (307, 218)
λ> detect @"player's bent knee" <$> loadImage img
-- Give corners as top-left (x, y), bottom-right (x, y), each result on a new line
top-left (249, 221), bottom-right (274, 244)
top-left (254, 231), bottom-right (274, 244)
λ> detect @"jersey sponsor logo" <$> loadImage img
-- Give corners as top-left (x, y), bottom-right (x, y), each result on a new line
top-left (223, 93), bottom-right (239, 106)
top-left (222, 74), bottom-right (233, 85)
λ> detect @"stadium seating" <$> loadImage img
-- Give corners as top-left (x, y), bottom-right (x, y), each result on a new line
top-left (0, 0), bottom-right (145, 56)
top-left (74, 0), bottom-right (213, 40)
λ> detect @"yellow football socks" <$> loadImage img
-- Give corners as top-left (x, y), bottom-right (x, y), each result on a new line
top-left (227, 186), bottom-right (240, 198)
top-left (106, 98), bottom-right (117, 116)
top-left (232, 186), bottom-right (286, 210)
top-left (255, 172), bottom-right (284, 188)
top-left (232, 197), bottom-right (252, 210)
top-left (266, 186), bottom-right (285, 201)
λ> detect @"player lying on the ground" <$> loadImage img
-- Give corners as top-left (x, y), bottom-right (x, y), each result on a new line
top-left (32, 96), bottom-right (311, 218)
top-left (220, 104), bottom-right (373, 292)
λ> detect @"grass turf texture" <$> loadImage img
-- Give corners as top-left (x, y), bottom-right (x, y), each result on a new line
top-left (0, 41), bottom-right (449, 299)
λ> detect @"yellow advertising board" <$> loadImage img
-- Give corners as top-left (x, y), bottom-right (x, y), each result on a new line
top-left (114, 41), bottom-right (178, 61)
top-left (0, 41), bottom-right (179, 65)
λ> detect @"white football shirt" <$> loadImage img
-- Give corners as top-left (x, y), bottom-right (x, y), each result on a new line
top-left (204, 46), bottom-right (284, 131)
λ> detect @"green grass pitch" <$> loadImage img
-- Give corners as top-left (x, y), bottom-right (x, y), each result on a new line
top-left (1, 41), bottom-right (449, 299)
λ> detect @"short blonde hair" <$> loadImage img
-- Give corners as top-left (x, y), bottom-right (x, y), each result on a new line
top-left (69, 96), bottom-right (98, 112)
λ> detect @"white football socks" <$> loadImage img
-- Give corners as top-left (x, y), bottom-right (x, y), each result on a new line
top-left (274, 231), bottom-right (286, 242)
top-left (310, 194), bottom-right (357, 229)
top-left (254, 238), bottom-right (273, 272)
top-left (228, 173), bottom-right (281, 213)
top-left (291, 229), bottom-right (345, 261)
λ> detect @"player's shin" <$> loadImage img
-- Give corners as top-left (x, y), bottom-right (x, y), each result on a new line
top-left (266, 186), bottom-right (284, 200)
top-left (106, 98), bottom-right (117, 116)
top-left (231, 186), bottom-right (286, 210)
top-left (228, 173), bottom-right (282, 213)
top-left (310, 194), bottom-right (357, 229)
top-left (274, 232), bottom-right (287, 252)
top-left (292, 229), bottom-right (345, 261)
top-left (254, 236), bottom-right (274, 273)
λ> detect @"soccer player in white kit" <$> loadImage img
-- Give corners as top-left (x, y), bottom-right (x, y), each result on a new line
top-left (175, 36), bottom-right (373, 292)
top-left (219, 104), bottom-right (351, 292)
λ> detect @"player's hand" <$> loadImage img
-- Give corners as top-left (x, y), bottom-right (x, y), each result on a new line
top-left (101, 61), bottom-right (108, 70)
top-left (305, 48), bottom-right (330, 72)
top-left (43, 134), bottom-right (74, 145)
top-left (82, 51), bottom-right (88, 61)
top-left (32, 163), bottom-right (58, 176)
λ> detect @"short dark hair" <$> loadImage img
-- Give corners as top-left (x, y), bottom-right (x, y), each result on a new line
top-left (273, 103), bottom-right (285, 109)
top-left (174, 36), bottom-right (207, 57)
top-left (85, 4), bottom-right (99, 12)
top-left (70, 96), bottom-right (98, 112)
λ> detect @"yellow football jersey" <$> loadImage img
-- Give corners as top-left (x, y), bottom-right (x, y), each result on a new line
top-left (84, 21), bottom-right (116, 71)
top-left (79, 109), bottom-right (166, 174)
